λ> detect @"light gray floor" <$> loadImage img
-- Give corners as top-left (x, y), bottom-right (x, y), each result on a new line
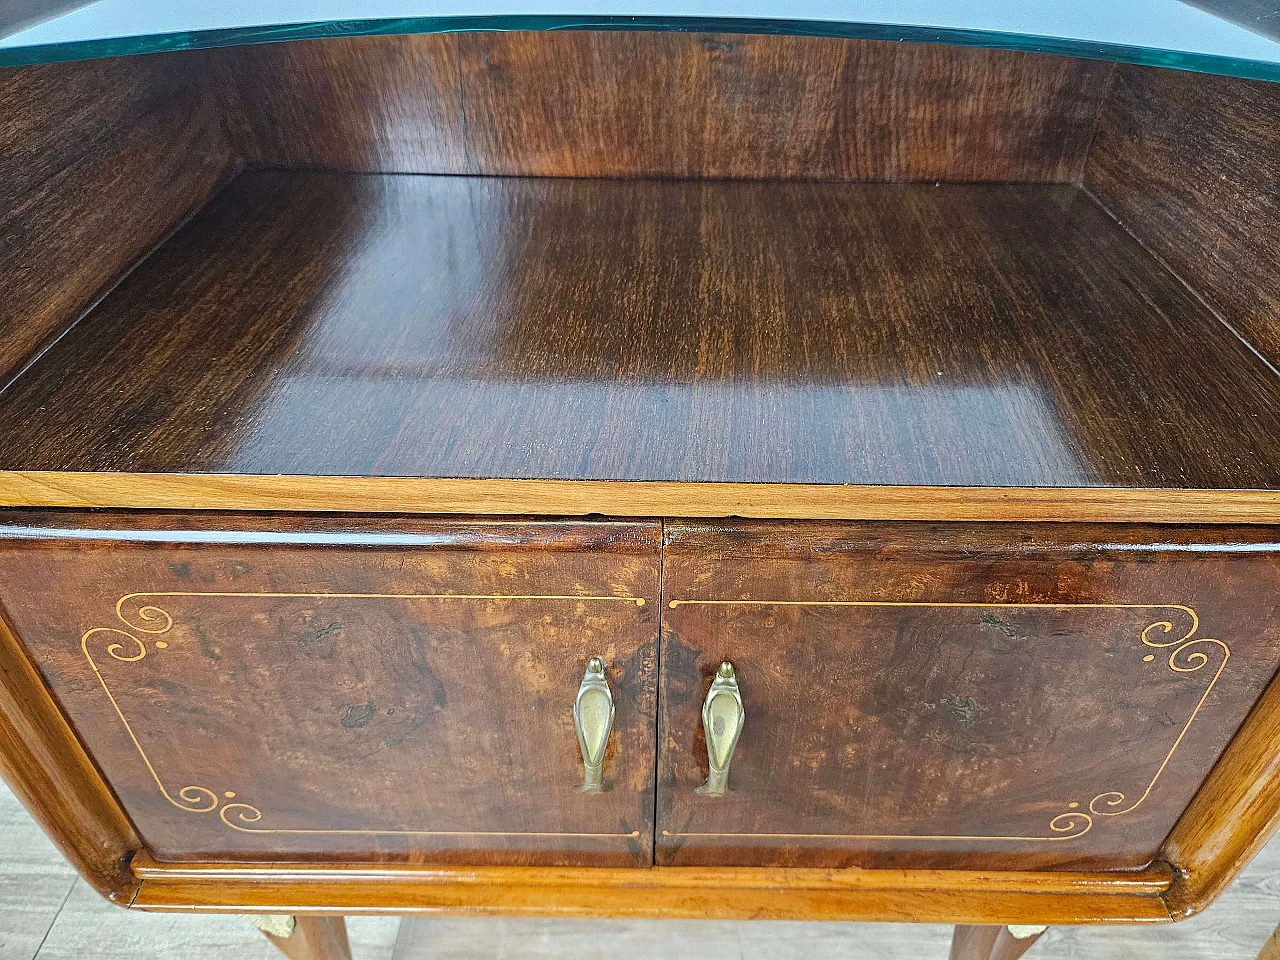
top-left (1, 776), bottom-right (1273, 960)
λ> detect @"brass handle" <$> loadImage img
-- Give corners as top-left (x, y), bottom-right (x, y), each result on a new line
top-left (574, 656), bottom-right (615, 793)
top-left (698, 661), bottom-right (744, 796)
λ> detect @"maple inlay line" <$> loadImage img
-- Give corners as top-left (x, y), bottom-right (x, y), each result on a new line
top-left (82, 595), bottom-right (1226, 844)
top-left (82, 593), bottom-right (648, 840)
top-left (663, 601), bottom-right (1228, 843)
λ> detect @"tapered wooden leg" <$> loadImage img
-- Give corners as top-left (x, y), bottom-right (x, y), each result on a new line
top-left (1259, 922), bottom-right (1280, 960)
top-left (252, 915), bottom-right (352, 960)
top-left (949, 924), bottom-right (1046, 960)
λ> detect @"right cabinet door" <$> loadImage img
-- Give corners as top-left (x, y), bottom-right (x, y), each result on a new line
top-left (657, 521), bottom-right (1280, 870)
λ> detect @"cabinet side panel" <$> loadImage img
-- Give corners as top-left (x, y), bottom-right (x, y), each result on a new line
top-left (0, 52), bottom-right (234, 390)
top-left (1084, 66), bottom-right (1280, 370)
top-left (0, 603), bottom-right (140, 901)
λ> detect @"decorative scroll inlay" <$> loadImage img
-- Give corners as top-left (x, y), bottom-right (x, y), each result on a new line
top-left (87, 595), bottom-right (1225, 844)
top-left (660, 601), bottom-right (1229, 844)
top-left (82, 591), bottom-right (647, 840)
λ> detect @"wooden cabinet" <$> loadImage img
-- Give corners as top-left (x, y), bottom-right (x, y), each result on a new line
top-left (4, 511), bottom-right (1280, 884)
top-left (0, 514), bottom-right (661, 866)
top-left (659, 522), bottom-right (1280, 870)
top-left (2, 25), bottom-right (1280, 951)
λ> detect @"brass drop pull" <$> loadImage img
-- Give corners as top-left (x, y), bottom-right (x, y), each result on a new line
top-left (698, 661), bottom-right (744, 797)
top-left (574, 656), bottom-right (615, 793)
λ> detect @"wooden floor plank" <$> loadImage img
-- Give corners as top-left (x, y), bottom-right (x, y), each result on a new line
top-left (0, 780), bottom-right (77, 960)
top-left (29, 875), bottom-right (400, 960)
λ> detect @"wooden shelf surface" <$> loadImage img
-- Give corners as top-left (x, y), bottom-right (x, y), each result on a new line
top-left (0, 171), bottom-right (1278, 517)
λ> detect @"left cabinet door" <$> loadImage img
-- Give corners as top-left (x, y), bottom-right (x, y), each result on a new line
top-left (0, 513), bottom-right (661, 867)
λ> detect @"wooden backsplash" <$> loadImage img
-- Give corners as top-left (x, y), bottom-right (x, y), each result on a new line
top-left (210, 32), bottom-right (1116, 182)
top-left (2, 32), bottom-right (1278, 391)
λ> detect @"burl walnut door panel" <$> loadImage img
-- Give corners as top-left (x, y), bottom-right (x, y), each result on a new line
top-left (659, 521), bottom-right (1280, 870)
top-left (0, 513), bottom-right (660, 866)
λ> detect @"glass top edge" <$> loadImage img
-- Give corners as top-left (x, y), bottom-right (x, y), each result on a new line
top-left (2, 14), bottom-right (1280, 83)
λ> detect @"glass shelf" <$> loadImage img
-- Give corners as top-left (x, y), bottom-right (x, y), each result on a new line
top-left (1, 0), bottom-right (1279, 81)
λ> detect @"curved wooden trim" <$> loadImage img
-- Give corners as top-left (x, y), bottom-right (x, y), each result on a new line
top-left (128, 854), bottom-right (1175, 923)
top-left (1161, 672), bottom-right (1280, 918)
top-left (1, 473), bottom-right (1278, 523)
top-left (0, 605), bottom-right (140, 904)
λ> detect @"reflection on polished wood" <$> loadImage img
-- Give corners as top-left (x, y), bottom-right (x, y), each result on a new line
top-left (126, 851), bottom-right (1177, 922)
top-left (0, 172), bottom-right (1278, 498)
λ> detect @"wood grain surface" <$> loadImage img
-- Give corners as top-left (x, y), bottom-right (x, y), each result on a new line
top-left (949, 924), bottom-right (1044, 960)
top-left (211, 32), bottom-right (1113, 182)
top-left (0, 475), bottom-right (1279, 524)
top-left (0, 513), bottom-right (660, 867)
top-left (211, 35), bottom-right (471, 175)
top-left (659, 521), bottom-right (1280, 871)
top-left (0, 53), bottom-right (233, 390)
top-left (1, 172), bottom-right (1278, 495)
top-left (125, 853), bottom-right (1176, 923)
top-left (1163, 660), bottom-right (1280, 917)
top-left (1086, 66), bottom-right (1280, 370)
top-left (0, 605), bottom-right (140, 902)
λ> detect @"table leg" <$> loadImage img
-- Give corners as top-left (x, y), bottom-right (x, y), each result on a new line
top-left (252, 915), bottom-right (352, 960)
top-left (950, 924), bottom-right (1047, 960)
top-left (1259, 922), bottom-right (1280, 960)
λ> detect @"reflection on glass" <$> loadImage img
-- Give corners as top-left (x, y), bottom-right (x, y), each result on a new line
top-left (3, 0), bottom-right (1280, 82)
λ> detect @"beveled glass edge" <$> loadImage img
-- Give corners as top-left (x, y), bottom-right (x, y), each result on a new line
top-left (1, 14), bottom-right (1279, 82)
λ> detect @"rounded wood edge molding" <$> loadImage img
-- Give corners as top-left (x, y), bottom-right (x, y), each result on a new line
top-left (0, 473), bottom-right (1278, 524)
top-left (1160, 674), bottom-right (1280, 918)
top-left (126, 854), bottom-right (1175, 923)
top-left (0, 609), bottom-right (141, 904)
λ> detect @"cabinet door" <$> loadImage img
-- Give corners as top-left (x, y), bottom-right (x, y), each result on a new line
top-left (658, 521), bottom-right (1280, 870)
top-left (0, 513), bottom-right (659, 867)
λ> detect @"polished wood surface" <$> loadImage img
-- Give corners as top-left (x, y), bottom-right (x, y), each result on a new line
top-left (211, 35), bottom-right (471, 176)
top-left (950, 925), bottom-right (1045, 960)
top-left (455, 33), bottom-right (1112, 182)
top-left (659, 521), bottom-right (1280, 870)
top-left (0, 514), bottom-right (660, 867)
top-left (0, 475), bottom-right (1279, 524)
top-left (126, 853), bottom-right (1176, 922)
top-left (1, 30), bottom-right (1280, 933)
top-left (0, 52), bottom-right (232, 390)
top-left (1163, 657), bottom-right (1280, 917)
top-left (212, 32), bottom-right (1113, 182)
top-left (0, 605), bottom-right (140, 902)
top-left (1, 172), bottom-right (1278, 499)
top-left (1086, 65), bottom-right (1280, 370)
